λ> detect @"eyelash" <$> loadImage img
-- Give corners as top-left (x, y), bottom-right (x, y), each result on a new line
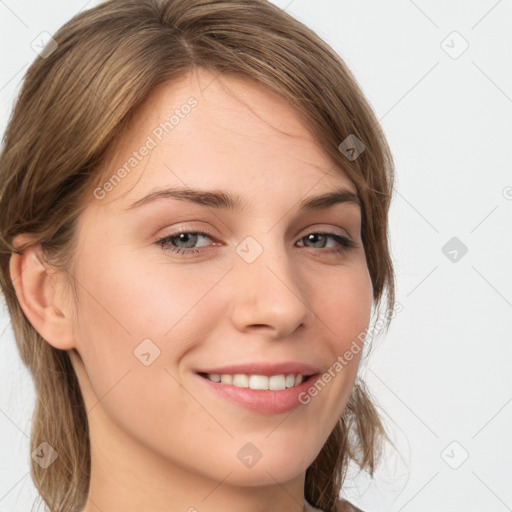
top-left (155, 229), bottom-right (356, 257)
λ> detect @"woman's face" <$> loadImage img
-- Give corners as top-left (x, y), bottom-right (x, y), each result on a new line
top-left (68, 69), bottom-right (372, 490)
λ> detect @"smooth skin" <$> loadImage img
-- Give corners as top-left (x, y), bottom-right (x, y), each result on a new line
top-left (10, 69), bottom-right (372, 512)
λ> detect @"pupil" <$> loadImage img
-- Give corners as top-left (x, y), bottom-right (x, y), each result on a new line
top-left (307, 234), bottom-right (325, 248)
top-left (177, 233), bottom-right (196, 248)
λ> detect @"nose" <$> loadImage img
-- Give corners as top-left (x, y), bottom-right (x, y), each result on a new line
top-left (229, 239), bottom-right (314, 339)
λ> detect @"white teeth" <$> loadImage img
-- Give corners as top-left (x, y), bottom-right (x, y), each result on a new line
top-left (220, 374), bottom-right (233, 385)
top-left (205, 372), bottom-right (306, 390)
top-left (285, 374), bottom-right (295, 388)
top-left (268, 375), bottom-right (286, 390)
top-left (249, 375), bottom-right (269, 390)
top-left (232, 374), bottom-right (249, 388)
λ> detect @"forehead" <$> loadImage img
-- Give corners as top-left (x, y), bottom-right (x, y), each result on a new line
top-left (91, 69), bottom-right (356, 211)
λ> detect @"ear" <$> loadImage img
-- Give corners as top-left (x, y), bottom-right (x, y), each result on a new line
top-left (9, 234), bottom-right (76, 350)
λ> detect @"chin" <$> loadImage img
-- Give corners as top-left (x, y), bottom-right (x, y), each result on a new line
top-left (223, 462), bottom-right (307, 487)
top-left (221, 444), bottom-right (318, 487)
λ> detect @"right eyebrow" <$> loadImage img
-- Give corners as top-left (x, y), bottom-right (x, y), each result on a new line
top-left (126, 187), bottom-right (244, 212)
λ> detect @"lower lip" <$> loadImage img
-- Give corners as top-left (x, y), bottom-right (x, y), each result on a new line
top-left (196, 373), bottom-right (319, 414)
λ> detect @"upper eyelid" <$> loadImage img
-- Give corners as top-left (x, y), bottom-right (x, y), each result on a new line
top-left (300, 224), bottom-right (351, 237)
top-left (159, 221), bottom-right (354, 237)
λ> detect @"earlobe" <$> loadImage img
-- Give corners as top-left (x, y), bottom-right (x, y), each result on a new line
top-left (9, 234), bottom-right (76, 350)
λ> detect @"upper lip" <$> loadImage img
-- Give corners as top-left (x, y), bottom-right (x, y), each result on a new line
top-left (195, 361), bottom-right (321, 377)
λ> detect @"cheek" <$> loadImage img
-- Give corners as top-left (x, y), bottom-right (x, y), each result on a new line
top-left (74, 240), bottom-right (227, 340)
top-left (70, 242), bottom-right (230, 402)
top-left (309, 264), bottom-right (372, 400)
top-left (70, 246), bottom-right (222, 458)
top-left (313, 262), bottom-right (373, 348)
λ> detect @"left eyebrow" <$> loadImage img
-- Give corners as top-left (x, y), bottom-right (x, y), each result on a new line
top-left (125, 186), bottom-right (361, 213)
top-left (297, 189), bottom-right (361, 212)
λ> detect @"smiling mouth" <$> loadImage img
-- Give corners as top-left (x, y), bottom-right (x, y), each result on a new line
top-left (197, 372), bottom-right (314, 391)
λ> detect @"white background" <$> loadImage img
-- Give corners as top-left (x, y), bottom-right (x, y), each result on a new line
top-left (1, 1), bottom-right (511, 511)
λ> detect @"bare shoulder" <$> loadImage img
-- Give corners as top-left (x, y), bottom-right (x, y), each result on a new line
top-left (336, 498), bottom-right (365, 512)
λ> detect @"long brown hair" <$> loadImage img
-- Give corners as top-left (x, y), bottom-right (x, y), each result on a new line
top-left (0, 1), bottom-right (395, 511)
